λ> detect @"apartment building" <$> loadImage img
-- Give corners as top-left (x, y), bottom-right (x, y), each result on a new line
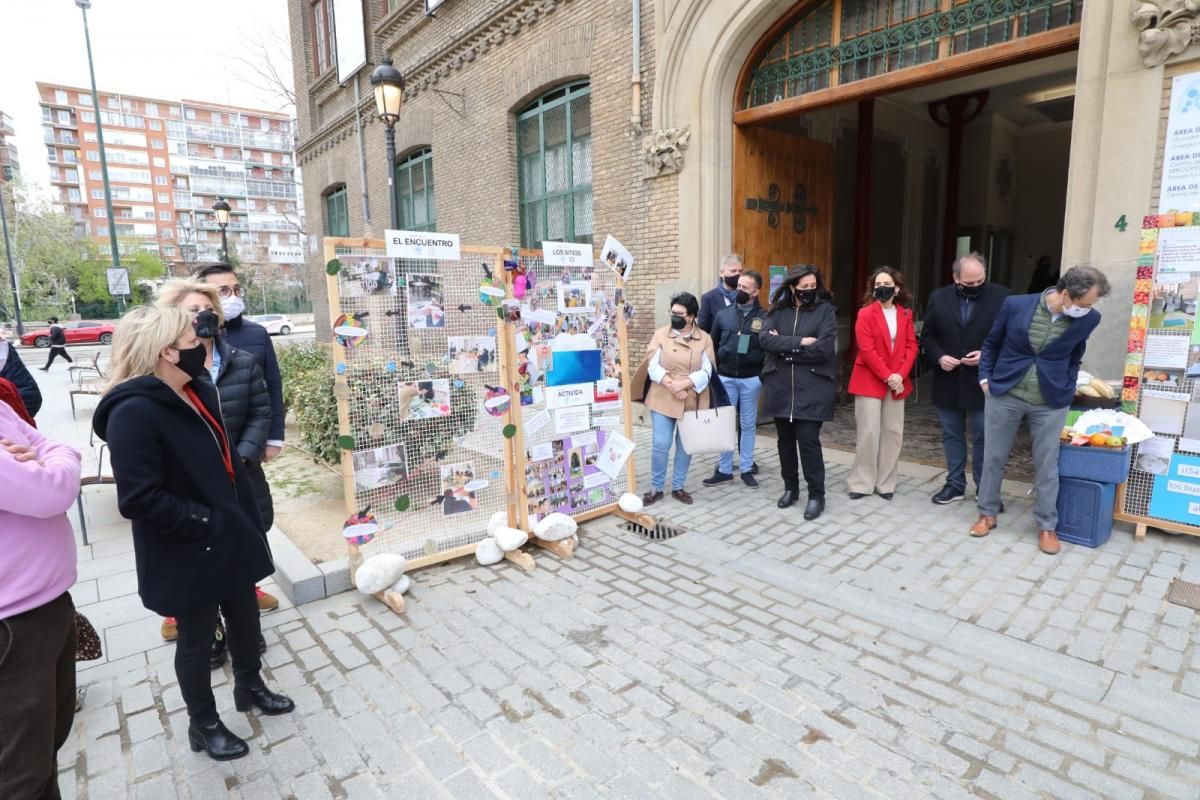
top-left (37, 82), bottom-right (303, 277)
top-left (0, 110), bottom-right (18, 182)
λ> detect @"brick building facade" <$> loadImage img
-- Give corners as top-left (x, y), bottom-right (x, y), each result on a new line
top-left (288, 0), bottom-right (678, 353)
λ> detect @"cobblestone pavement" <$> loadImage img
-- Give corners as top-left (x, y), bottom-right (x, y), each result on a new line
top-left (43, 364), bottom-right (1200, 799)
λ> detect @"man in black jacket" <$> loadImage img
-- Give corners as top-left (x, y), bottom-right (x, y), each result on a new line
top-left (920, 253), bottom-right (1010, 504)
top-left (703, 270), bottom-right (768, 489)
top-left (697, 253), bottom-right (742, 334)
top-left (192, 263), bottom-right (283, 614)
top-left (0, 341), bottom-right (41, 417)
top-left (39, 318), bottom-right (73, 371)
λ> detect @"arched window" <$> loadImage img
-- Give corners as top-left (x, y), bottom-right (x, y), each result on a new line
top-left (395, 148), bottom-right (435, 232)
top-left (742, 0), bottom-right (1082, 110)
top-left (324, 184), bottom-right (348, 236)
top-left (516, 81), bottom-right (592, 248)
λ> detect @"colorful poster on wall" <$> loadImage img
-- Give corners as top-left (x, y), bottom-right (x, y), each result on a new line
top-left (1158, 70), bottom-right (1200, 214)
top-left (524, 430), bottom-right (613, 522)
top-left (768, 266), bottom-right (789, 302)
top-left (1149, 453), bottom-right (1200, 524)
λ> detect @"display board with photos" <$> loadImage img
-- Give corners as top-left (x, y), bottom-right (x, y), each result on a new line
top-left (325, 238), bottom-right (518, 567)
top-left (1116, 216), bottom-right (1200, 538)
top-left (503, 241), bottom-right (639, 531)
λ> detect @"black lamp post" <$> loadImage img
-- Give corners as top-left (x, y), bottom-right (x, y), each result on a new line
top-left (213, 197), bottom-right (231, 262)
top-left (370, 56), bottom-right (405, 231)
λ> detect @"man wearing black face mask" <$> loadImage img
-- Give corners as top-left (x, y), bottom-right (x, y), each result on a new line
top-left (920, 252), bottom-right (1009, 505)
top-left (704, 271), bottom-right (768, 488)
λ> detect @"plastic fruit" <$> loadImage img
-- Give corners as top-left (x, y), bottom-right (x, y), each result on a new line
top-left (1106, 436), bottom-right (1124, 447)
top-left (1088, 433), bottom-right (1109, 446)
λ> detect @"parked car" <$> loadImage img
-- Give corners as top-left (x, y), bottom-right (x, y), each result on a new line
top-left (21, 320), bottom-right (116, 347)
top-left (249, 314), bottom-right (293, 335)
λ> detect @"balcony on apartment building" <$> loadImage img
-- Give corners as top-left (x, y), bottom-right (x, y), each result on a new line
top-left (0, 113), bottom-right (14, 136)
top-left (50, 168), bottom-right (80, 185)
top-left (245, 179), bottom-right (296, 200)
top-left (43, 130), bottom-right (80, 146)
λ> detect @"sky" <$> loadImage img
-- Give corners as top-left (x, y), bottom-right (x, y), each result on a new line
top-left (0, 0), bottom-right (295, 200)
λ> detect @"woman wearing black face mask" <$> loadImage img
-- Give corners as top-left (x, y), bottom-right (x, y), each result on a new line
top-left (847, 266), bottom-right (918, 501)
top-left (157, 280), bottom-right (274, 657)
top-left (759, 265), bottom-right (838, 520)
top-left (94, 306), bottom-right (292, 763)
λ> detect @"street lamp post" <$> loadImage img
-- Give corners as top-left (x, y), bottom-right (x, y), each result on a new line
top-left (0, 179), bottom-right (23, 335)
top-left (213, 197), bottom-right (231, 262)
top-left (76, 0), bottom-right (121, 273)
top-left (370, 56), bottom-right (405, 231)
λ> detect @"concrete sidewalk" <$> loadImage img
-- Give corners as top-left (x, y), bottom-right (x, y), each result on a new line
top-left (24, 360), bottom-right (1200, 799)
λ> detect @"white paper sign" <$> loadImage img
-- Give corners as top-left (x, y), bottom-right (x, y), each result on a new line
top-left (594, 415), bottom-right (623, 429)
top-left (1156, 226), bottom-right (1200, 274)
top-left (554, 406), bottom-right (590, 435)
top-left (1144, 335), bottom-right (1190, 369)
top-left (546, 383), bottom-right (592, 409)
top-left (542, 240), bottom-right (591, 267)
top-left (106, 268), bottom-right (130, 296)
top-left (525, 409), bottom-right (552, 436)
top-left (386, 230), bottom-right (461, 261)
top-left (596, 431), bottom-right (635, 479)
top-left (1159, 71), bottom-right (1200, 213)
top-left (528, 441), bottom-right (555, 462)
top-left (583, 472), bottom-right (611, 489)
top-left (527, 308), bottom-right (558, 327)
top-left (570, 430), bottom-right (598, 449)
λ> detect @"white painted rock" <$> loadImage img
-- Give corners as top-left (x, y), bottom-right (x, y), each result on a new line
top-left (533, 512), bottom-right (578, 542)
top-left (475, 538), bottom-right (504, 565)
top-left (487, 510), bottom-right (508, 535)
top-left (568, 534), bottom-right (579, 549)
top-left (355, 553), bottom-right (407, 594)
top-left (494, 526), bottom-right (529, 552)
top-left (389, 575), bottom-right (411, 595)
top-left (618, 493), bottom-right (643, 513)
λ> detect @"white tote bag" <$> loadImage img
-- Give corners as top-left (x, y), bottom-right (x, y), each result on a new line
top-left (677, 401), bottom-right (737, 456)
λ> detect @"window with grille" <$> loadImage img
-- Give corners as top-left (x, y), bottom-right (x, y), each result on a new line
top-left (395, 148), bottom-right (435, 232)
top-left (516, 81), bottom-right (593, 248)
top-left (325, 184), bottom-right (349, 236)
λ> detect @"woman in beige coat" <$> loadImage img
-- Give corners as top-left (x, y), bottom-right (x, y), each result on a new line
top-left (640, 292), bottom-right (715, 506)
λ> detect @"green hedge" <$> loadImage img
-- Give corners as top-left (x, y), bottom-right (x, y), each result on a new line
top-left (276, 342), bottom-right (339, 465)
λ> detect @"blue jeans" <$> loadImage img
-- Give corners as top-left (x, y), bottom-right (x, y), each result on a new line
top-left (718, 376), bottom-right (761, 474)
top-left (937, 405), bottom-right (986, 493)
top-left (650, 411), bottom-right (692, 492)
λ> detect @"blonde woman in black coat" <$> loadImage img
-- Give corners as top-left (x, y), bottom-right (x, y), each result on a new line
top-left (758, 265), bottom-right (838, 520)
top-left (94, 306), bottom-right (294, 762)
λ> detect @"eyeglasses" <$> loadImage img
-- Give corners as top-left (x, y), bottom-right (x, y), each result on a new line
top-left (216, 286), bottom-right (245, 298)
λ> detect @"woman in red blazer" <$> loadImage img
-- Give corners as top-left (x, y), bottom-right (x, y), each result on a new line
top-left (847, 267), bottom-right (918, 500)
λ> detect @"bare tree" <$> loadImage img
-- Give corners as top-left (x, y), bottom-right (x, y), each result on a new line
top-left (230, 26), bottom-right (297, 113)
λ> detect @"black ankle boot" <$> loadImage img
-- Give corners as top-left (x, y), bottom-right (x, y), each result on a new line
top-left (188, 719), bottom-right (249, 761)
top-left (804, 496), bottom-right (825, 521)
top-left (234, 685), bottom-right (295, 715)
top-left (776, 490), bottom-right (798, 509)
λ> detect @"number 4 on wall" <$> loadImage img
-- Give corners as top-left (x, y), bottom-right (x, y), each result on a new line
top-left (1115, 214), bottom-right (1128, 232)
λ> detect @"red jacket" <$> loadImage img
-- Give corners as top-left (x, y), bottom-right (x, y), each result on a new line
top-left (848, 302), bottom-right (918, 400)
top-left (0, 377), bottom-right (34, 427)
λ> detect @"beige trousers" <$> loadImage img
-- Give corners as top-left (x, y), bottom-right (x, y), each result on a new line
top-left (847, 394), bottom-right (906, 494)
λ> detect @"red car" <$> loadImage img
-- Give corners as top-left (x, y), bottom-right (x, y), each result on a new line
top-left (21, 320), bottom-right (116, 347)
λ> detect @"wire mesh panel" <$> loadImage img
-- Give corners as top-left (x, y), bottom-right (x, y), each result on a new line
top-left (325, 240), bottom-right (514, 564)
top-left (1118, 220), bottom-right (1200, 535)
top-left (507, 249), bottom-right (635, 530)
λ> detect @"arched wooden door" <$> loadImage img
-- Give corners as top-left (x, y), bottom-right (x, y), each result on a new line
top-left (732, 126), bottom-right (834, 304)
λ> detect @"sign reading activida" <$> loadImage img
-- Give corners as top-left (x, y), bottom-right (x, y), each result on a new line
top-left (385, 230), bottom-right (462, 261)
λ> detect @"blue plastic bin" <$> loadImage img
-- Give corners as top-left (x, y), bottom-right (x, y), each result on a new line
top-left (1055, 477), bottom-right (1116, 548)
top-left (1058, 444), bottom-right (1131, 484)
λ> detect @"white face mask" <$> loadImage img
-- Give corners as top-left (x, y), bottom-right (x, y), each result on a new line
top-left (1061, 300), bottom-right (1090, 319)
top-left (220, 295), bottom-right (245, 321)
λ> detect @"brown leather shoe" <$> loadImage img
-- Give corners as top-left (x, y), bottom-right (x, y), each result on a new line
top-left (642, 490), bottom-right (663, 507)
top-left (671, 489), bottom-right (693, 505)
top-left (969, 515), bottom-right (997, 538)
top-left (1038, 530), bottom-right (1061, 555)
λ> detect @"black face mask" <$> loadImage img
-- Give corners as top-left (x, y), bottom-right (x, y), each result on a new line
top-left (173, 343), bottom-right (208, 379)
top-left (735, 290), bottom-right (752, 306)
top-left (956, 282), bottom-right (982, 300)
top-left (874, 286), bottom-right (896, 303)
top-left (723, 274), bottom-right (739, 289)
top-left (193, 309), bottom-right (220, 339)
top-left (669, 314), bottom-right (687, 330)
top-left (796, 288), bottom-right (817, 307)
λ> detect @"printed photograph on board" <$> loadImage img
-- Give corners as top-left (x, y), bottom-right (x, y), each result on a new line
top-left (439, 461), bottom-right (480, 516)
top-left (340, 256), bottom-right (394, 297)
top-left (352, 442), bottom-right (409, 492)
top-left (1150, 275), bottom-right (1199, 331)
top-left (557, 281), bottom-right (593, 314)
top-left (407, 274), bottom-right (446, 328)
top-left (397, 379), bottom-right (451, 421)
top-left (447, 336), bottom-right (498, 373)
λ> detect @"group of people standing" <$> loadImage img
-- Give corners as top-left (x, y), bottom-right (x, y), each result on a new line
top-left (638, 251), bottom-right (1110, 555)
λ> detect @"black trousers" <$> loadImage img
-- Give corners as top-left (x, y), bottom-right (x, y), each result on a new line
top-left (43, 347), bottom-right (72, 368)
top-left (174, 586), bottom-right (264, 726)
top-left (775, 418), bottom-right (826, 497)
top-left (0, 592), bottom-right (76, 800)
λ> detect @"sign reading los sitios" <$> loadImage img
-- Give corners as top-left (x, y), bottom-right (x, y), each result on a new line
top-left (542, 240), bottom-right (591, 267)
top-left (385, 230), bottom-right (461, 261)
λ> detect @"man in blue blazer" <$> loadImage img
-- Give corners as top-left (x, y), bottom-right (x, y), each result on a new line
top-left (970, 266), bottom-right (1110, 555)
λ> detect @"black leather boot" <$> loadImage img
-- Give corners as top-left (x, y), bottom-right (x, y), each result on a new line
top-left (234, 685), bottom-right (296, 715)
top-left (804, 496), bottom-right (825, 521)
top-left (777, 489), bottom-right (798, 509)
top-left (188, 719), bottom-right (249, 761)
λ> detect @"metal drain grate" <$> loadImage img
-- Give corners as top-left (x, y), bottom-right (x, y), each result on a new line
top-left (623, 521), bottom-right (686, 540)
top-left (1167, 579), bottom-right (1200, 611)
